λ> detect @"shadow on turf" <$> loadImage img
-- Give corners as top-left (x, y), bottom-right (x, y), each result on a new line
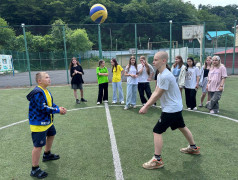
top-left (44, 161), bottom-right (65, 180)
top-left (159, 156), bottom-right (205, 179)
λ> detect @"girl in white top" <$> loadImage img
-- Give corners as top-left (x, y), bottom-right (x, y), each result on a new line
top-left (185, 57), bottom-right (200, 110)
top-left (124, 56), bottom-right (138, 110)
top-left (171, 55), bottom-right (186, 95)
top-left (137, 56), bottom-right (154, 105)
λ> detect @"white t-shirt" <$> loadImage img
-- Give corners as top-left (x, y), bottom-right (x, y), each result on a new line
top-left (137, 64), bottom-right (155, 83)
top-left (157, 68), bottom-right (183, 113)
top-left (125, 65), bottom-right (138, 84)
top-left (185, 67), bottom-right (200, 89)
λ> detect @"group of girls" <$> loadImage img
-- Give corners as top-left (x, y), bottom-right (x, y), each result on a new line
top-left (69, 55), bottom-right (214, 112)
top-left (171, 55), bottom-right (212, 110)
top-left (95, 56), bottom-right (154, 109)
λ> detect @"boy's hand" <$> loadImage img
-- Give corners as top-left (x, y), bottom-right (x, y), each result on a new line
top-left (59, 107), bottom-right (67, 115)
top-left (139, 105), bottom-right (148, 114)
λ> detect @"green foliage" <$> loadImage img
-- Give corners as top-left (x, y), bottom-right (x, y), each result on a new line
top-left (66, 29), bottom-right (93, 52)
top-left (0, 18), bottom-right (16, 49)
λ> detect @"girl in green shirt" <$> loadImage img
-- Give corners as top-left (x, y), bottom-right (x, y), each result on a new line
top-left (96, 60), bottom-right (109, 105)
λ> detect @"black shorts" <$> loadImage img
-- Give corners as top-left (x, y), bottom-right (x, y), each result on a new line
top-left (153, 111), bottom-right (185, 134)
top-left (31, 125), bottom-right (56, 147)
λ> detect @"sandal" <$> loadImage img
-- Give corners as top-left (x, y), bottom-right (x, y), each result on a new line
top-left (30, 167), bottom-right (48, 179)
top-left (43, 153), bottom-right (60, 162)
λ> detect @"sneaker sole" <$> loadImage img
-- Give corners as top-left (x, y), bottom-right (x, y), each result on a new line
top-left (180, 150), bottom-right (200, 155)
top-left (142, 164), bottom-right (164, 170)
top-left (42, 157), bottom-right (60, 162)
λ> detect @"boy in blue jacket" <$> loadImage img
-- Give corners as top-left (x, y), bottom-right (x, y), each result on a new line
top-left (26, 72), bottom-right (67, 179)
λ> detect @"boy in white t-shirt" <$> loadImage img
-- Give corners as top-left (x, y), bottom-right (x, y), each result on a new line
top-left (139, 51), bottom-right (200, 170)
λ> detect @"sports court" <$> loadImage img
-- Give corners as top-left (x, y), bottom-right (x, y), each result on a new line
top-left (1, 78), bottom-right (238, 179)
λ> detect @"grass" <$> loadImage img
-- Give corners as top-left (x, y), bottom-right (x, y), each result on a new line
top-left (0, 76), bottom-right (238, 179)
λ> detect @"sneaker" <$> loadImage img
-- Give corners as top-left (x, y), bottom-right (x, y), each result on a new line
top-left (210, 110), bottom-right (215, 114)
top-left (42, 152), bottom-right (60, 162)
top-left (198, 104), bottom-right (203, 107)
top-left (120, 101), bottom-right (124, 104)
top-left (30, 167), bottom-right (48, 179)
top-left (133, 105), bottom-right (136, 108)
top-left (142, 103), bottom-right (145, 106)
top-left (152, 104), bottom-right (156, 107)
top-left (193, 107), bottom-right (197, 111)
top-left (112, 101), bottom-right (117, 104)
top-left (76, 99), bottom-right (80, 104)
top-left (97, 102), bottom-right (101, 105)
top-left (142, 156), bottom-right (164, 169)
top-left (180, 145), bottom-right (200, 155)
top-left (124, 106), bottom-right (129, 110)
top-left (81, 98), bottom-right (87, 102)
top-left (103, 100), bottom-right (108, 103)
top-left (187, 108), bottom-right (191, 110)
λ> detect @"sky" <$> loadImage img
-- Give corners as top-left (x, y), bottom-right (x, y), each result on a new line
top-left (183, 0), bottom-right (238, 8)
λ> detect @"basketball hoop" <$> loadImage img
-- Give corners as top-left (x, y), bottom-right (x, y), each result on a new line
top-left (189, 39), bottom-right (193, 43)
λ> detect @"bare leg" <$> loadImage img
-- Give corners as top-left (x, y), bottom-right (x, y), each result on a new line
top-left (178, 127), bottom-right (195, 145)
top-left (207, 92), bottom-right (211, 102)
top-left (80, 89), bottom-right (83, 99)
top-left (73, 89), bottom-right (78, 99)
top-left (154, 133), bottom-right (163, 155)
top-left (32, 147), bottom-right (42, 166)
top-left (179, 88), bottom-right (183, 97)
top-left (44, 136), bottom-right (55, 152)
top-left (200, 92), bottom-right (206, 105)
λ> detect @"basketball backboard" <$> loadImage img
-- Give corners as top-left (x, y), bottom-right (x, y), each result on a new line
top-left (182, 25), bottom-right (204, 40)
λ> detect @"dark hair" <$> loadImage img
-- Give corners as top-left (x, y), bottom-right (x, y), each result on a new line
top-left (186, 57), bottom-right (195, 71)
top-left (98, 59), bottom-right (104, 67)
top-left (127, 56), bottom-right (137, 72)
top-left (173, 55), bottom-right (184, 69)
top-left (69, 57), bottom-right (81, 69)
top-left (166, 64), bottom-right (171, 71)
top-left (111, 58), bottom-right (118, 72)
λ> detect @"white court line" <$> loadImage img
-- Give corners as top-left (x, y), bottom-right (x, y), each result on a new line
top-left (1, 106), bottom-right (238, 131)
top-left (0, 119), bottom-right (28, 130)
top-left (104, 103), bottom-right (124, 180)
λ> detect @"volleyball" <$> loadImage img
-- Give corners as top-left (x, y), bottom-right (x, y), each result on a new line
top-left (90, 4), bottom-right (108, 24)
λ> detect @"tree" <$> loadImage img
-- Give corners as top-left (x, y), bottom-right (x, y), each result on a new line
top-left (66, 29), bottom-right (93, 52)
top-left (0, 18), bottom-right (16, 50)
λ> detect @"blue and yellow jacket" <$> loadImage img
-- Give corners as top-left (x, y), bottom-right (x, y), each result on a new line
top-left (26, 86), bottom-right (60, 126)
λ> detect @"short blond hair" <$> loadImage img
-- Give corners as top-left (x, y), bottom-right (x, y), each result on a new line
top-left (35, 72), bottom-right (47, 83)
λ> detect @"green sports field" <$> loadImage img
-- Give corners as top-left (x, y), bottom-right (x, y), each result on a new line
top-left (1, 77), bottom-right (238, 180)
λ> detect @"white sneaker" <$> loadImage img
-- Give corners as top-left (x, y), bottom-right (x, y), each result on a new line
top-left (103, 100), bottom-right (108, 103)
top-left (187, 108), bottom-right (191, 110)
top-left (124, 106), bottom-right (129, 110)
top-left (120, 101), bottom-right (124, 104)
top-left (152, 104), bottom-right (156, 107)
top-left (97, 102), bottom-right (100, 105)
top-left (112, 101), bottom-right (117, 104)
top-left (193, 107), bottom-right (197, 111)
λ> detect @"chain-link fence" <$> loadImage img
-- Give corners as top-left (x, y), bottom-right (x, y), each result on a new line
top-left (0, 21), bottom-right (237, 87)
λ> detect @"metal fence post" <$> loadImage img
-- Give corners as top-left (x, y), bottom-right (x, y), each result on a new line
top-left (135, 23), bottom-right (138, 61)
top-left (169, 20), bottom-right (172, 66)
top-left (21, 23), bottom-right (32, 86)
top-left (62, 25), bottom-right (69, 84)
top-left (232, 20), bottom-right (237, 75)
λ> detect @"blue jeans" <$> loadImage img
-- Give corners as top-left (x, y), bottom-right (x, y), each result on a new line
top-left (112, 81), bottom-right (124, 102)
top-left (126, 84), bottom-right (138, 107)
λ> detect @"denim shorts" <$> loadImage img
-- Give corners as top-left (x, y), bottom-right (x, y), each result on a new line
top-left (31, 125), bottom-right (56, 147)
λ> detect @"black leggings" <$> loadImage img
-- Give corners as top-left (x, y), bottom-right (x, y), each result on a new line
top-left (185, 88), bottom-right (197, 109)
